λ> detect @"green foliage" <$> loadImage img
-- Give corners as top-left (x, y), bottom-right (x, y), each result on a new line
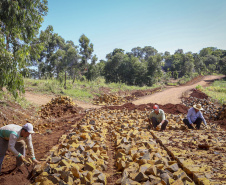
top-left (197, 79), bottom-right (226, 104)
top-left (195, 85), bottom-right (203, 91)
top-left (0, 0), bottom-right (48, 98)
top-left (24, 77), bottom-right (160, 102)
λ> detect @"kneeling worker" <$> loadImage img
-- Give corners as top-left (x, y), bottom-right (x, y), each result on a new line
top-left (0, 123), bottom-right (40, 173)
top-left (183, 104), bottom-right (207, 129)
top-left (148, 105), bottom-right (168, 131)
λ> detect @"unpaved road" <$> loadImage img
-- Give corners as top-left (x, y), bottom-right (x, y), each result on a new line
top-left (133, 75), bottom-right (224, 105)
top-left (24, 75), bottom-right (224, 108)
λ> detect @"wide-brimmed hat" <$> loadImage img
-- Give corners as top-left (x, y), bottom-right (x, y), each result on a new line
top-left (193, 104), bottom-right (203, 110)
top-left (23, 123), bottom-right (35, 133)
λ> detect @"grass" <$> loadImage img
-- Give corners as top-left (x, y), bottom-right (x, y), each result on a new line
top-left (24, 77), bottom-right (161, 102)
top-left (196, 78), bottom-right (226, 104)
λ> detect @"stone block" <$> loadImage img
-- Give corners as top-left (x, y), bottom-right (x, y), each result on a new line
top-left (97, 173), bottom-right (107, 185)
top-left (166, 163), bottom-right (179, 173)
top-left (84, 162), bottom-right (96, 171)
top-left (145, 166), bottom-right (157, 176)
top-left (135, 172), bottom-right (149, 182)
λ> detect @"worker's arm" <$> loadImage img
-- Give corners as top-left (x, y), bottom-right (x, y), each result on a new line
top-left (25, 135), bottom-right (40, 164)
top-left (199, 112), bottom-right (207, 126)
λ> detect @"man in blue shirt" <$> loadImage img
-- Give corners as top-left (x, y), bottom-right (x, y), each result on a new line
top-left (183, 104), bottom-right (207, 129)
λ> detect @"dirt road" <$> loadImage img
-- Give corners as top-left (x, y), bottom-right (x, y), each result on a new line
top-left (132, 75), bottom-right (224, 105)
top-left (24, 75), bottom-right (224, 107)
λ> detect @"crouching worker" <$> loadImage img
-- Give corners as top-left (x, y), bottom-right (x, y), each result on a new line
top-left (183, 104), bottom-right (207, 129)
top-left (148, 105), bottom-right (168, 131)
top-left (0, 123), bottom-right (40, 173)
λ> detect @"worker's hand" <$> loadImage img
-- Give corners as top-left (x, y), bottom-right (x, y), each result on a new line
top-left (156, 124), bottom-right (161, 130)
top-left (190, 123), bottom-right (195, 129)
top-left (32, 159), bottom-right (40, 164)
top-left (19, 155), bottom-right (25, 161)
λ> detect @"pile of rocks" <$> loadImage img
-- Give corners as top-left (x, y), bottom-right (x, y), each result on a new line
top-left (165, 113), bottom-right (187, 130)
top-left (106, 110), bottom-right (194, 185)
top-left (152, 129), bottom-right (226, 185)
top-left (33, 121), bottom-right (109, 184)
top-left (93, 94), bottom-right (136, 106)
top-left (33, 108), bottom-right (196, 185)
top-left (39, 96), bottom-right (78, 119)
top-left (215, 104), bottom-right (226, 120)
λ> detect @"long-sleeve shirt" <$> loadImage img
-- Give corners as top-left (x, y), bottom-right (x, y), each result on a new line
top-left (187, 107), bottom-right (207, 126)
top-left (149, 109), bottom-right (166, 122)
top-left (0, 124), bottom-right (35, 159)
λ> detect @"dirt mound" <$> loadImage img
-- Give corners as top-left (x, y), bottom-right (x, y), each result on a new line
top-left (190, 89), bottom-right (209, 99)
top-left (0, 100), bottom-right (36, 127)
top-left (131, 87), bottom-right (162, 98)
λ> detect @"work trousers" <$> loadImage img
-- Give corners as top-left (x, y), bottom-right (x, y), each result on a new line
top-left (150, 117), bottom-right (168, 131)
top-left (0, 137), bottom-right (25, 173)
top-left (183, 117), bottom-right (202, 129)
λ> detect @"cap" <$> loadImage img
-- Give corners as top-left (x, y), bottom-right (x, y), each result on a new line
top-left (193, 104), bottom-right (203, 110)
top-left (23, 123), bottom-right (35, 133)
top-left (153, 105), bottom-right (159, 110)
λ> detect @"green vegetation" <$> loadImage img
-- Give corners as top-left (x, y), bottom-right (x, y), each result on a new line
top-left (24, 77), bottom-right (160, 102)
top-left (1, 1), bottom-right (226, 99)
top-left (196, 78), bottom-right (226, 104)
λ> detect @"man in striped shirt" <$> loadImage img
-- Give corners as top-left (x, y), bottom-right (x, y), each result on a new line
top-left (0, 123), bottom-right (40, 173)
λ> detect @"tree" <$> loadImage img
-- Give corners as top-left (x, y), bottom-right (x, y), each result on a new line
top-left (146, 54), bottom-right (163, 85)
top-left (174, 49), bottom-right (183, 54)
top-left (181, 53), bottom-right (194, 77)
top-left (0, 0), bottom-right (48, 97)
top-left (79, 34), bottom-right (94, 65)
top-left (193, 53), bottom-right (206, 74)
top-left (203, 55), bottom-right (218, 73)
top-left (142, 46), bottom-right (158, 60)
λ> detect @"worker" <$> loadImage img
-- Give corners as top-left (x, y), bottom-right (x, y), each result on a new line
top-left (183, 104), bottom-right (207, 129)
top-left (0, 123), bottom-right (40, 174)
top-left (148, 105), bottom-right (168, 131)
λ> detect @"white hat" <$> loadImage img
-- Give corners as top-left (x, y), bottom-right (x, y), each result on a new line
top-left (193, 104), bottom-right (203, 110)
top-left (23, 123), bottom-right (35, 133)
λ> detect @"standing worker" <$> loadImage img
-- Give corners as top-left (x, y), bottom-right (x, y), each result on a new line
top-left (0, 123), bottom-right (40, 174)
top-left (148, 105), bottom-right (169, 131)
top-left (183, 104), bottom-right (207, 129)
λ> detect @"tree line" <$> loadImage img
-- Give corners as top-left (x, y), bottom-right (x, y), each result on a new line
top-left (1, 0), bottom-right (226, 98)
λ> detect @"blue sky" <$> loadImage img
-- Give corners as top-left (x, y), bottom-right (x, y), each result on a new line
top-left (40, 0), bottom-right (226, 61)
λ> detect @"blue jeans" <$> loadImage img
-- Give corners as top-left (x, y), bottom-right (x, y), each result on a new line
top-left (0, 137), bottom-right (25, 173)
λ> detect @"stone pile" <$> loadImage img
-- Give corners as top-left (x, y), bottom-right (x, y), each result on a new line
top-left (32, 107), bottom-right (225, 184)
top-left (39, 96), bottom-right (78, 119)
top-left (106, 110), bottom-right (195, 185)
top-left (165, 113), bottom-right (187, 131)
top-left (93, 94), bottom-right (136, 106)
top-left (33, 121), bottom-right (109, 184)
top-left (215, 104), bottom-right (226, 120)
top-left (33, 108), bottom-right (197, 185)
top-left (152, 129), bottom-right (226, 185)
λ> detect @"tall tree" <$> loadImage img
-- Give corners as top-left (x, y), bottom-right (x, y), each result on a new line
top-left (79, 34), bottom-right (94, 66)
top-left (0, 0), bottom-right (48, 97)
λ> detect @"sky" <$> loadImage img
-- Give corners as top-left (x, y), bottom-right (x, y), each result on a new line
top-left (40, 0), bottom-right (226, 61)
